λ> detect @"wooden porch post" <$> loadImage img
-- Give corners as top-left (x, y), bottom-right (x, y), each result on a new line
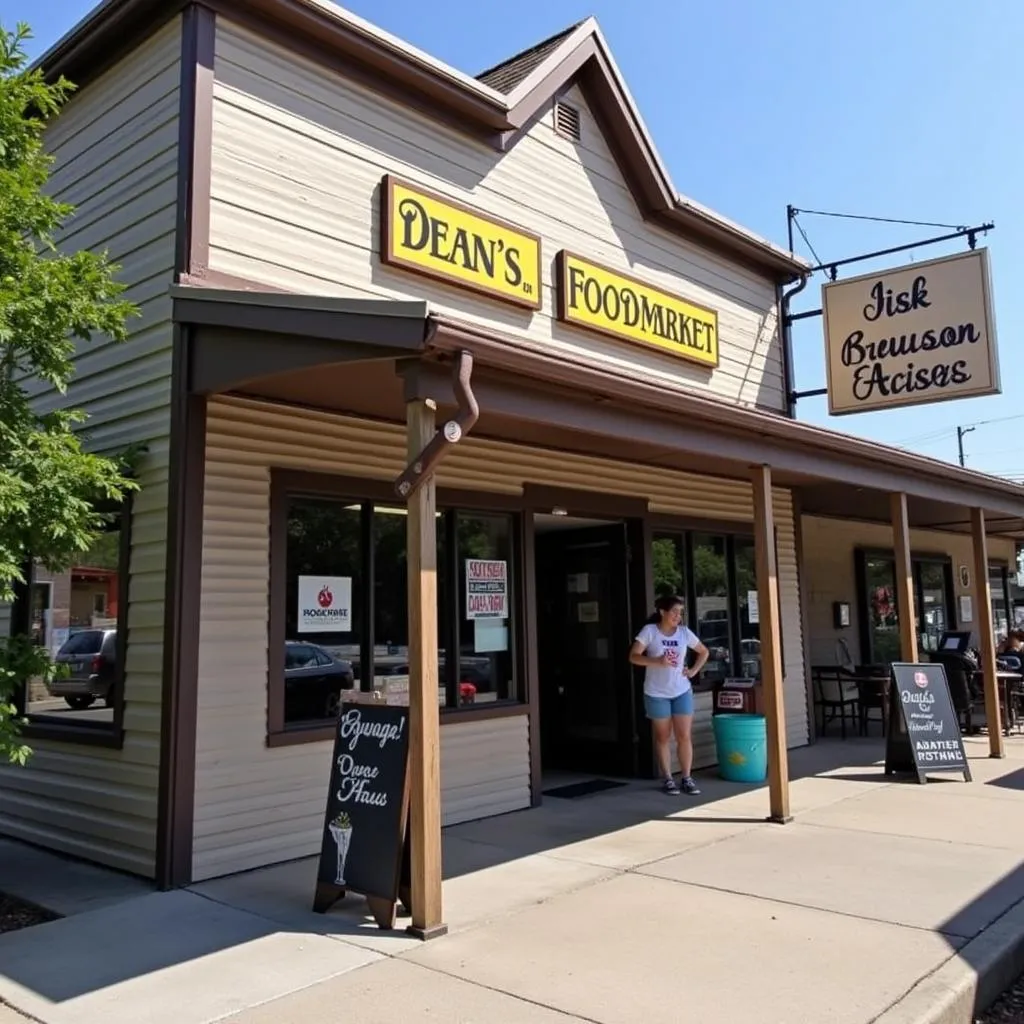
top-left (406, 399), bottom-right (446, 938)
top-left (971, 508), bottom-right (1004, 757)
top-left (751, 465), bottom-right (791, 823)
top-left (890, 493), bottom-right (919, 663)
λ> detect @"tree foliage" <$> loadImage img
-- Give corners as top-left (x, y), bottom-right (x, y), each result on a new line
top-left (0, 23), bottom-right (138, 765)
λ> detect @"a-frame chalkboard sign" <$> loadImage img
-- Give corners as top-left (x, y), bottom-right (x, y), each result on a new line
top-left (313, 702), bottom-right (413, 928)
top-left (884, 662), bottom-right (971, 784)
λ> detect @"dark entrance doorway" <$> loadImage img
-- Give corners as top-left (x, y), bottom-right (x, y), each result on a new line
top-left (535, 516), bottom-right (638, 777)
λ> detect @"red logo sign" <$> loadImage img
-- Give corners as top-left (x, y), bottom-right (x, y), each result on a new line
top-left (317, 586), bottom-right (333, 609)
top-left (914, 671), bottom-right (928, 689)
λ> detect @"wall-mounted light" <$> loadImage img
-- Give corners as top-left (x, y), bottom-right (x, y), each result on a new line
top-left (551, 507), bottom-right (569, 517)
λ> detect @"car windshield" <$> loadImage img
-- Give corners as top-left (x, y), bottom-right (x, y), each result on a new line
top-left (58, 631), bottom-right (105, 655)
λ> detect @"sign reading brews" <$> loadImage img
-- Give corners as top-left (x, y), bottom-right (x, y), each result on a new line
top-left (380, 175), bottom-right (542, 310)
top-left (556, 251), bottom-right (719, 368)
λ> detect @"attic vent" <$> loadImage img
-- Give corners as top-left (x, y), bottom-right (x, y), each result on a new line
top-left (554, 100), bottom-right (581, 142)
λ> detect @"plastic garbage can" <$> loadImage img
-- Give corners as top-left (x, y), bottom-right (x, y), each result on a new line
top-left (712, 712), bottom-right (768, 783)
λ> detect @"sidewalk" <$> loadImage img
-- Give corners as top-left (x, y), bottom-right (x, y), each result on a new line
top-left (3, 735), bottom-right (1024, 1023)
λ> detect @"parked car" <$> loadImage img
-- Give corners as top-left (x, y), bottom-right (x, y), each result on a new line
top-left (283, 641), bottom-right (355, 722)
top-left (49, 629), bottom-right (117, 710)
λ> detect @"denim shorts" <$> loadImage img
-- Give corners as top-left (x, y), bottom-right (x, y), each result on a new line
top-left (644, 690), bottom-right (694, 720)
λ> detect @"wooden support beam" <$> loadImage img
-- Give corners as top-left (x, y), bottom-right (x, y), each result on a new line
top-left (971, 508), bottom-right (1004, 758)
top-left (405, 400), bottom-right (447, 939)
top-left (890, 493), bottom-right (919, 663)
top-left (751, 465), bottom-right (791, 823)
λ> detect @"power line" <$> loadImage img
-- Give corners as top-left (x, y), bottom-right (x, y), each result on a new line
top-left (962, 412), bottom-right (1024, 429)
top-left (791, 215), bottom-right (824, 268)
top-left (790, 207), bottom-right (968, 231)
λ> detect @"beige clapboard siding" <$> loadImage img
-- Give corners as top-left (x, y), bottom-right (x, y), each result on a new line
top-left (0, 19), bottom-right (181, 879)
top-left (191, 395), bottom-right (808, 879)
top-left (208, 21), bottom-right (784, 411)
top-left (801, 516), bottom-right (1017, 666)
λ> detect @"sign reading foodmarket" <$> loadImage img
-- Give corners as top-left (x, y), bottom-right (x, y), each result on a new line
top-left (380, 174), bottom-right (542, 310)
top-left (555, 251), bottom-right (719, 368)
top-left (822, 249), bottom-right (1000, 416)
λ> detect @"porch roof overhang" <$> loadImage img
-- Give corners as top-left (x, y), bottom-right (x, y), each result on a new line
top-left (169, 285), bottom-right (1024, 539)
top-left (170, 285), bottom-right (431, 393)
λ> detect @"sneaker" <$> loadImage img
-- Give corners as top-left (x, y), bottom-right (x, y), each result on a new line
top-left (679, 776), bottom-right (701, 796)
top-left (661, 777), bottom-right (681, 795)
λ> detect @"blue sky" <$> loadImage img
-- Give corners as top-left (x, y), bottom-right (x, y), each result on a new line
top-left (13, 1), bottom-right (1023, 476)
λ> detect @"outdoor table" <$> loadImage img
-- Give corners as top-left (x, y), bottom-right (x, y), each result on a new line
top-left (853, 674), bottom-right (890, 737)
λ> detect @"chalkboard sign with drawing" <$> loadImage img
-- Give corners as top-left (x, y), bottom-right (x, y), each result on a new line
top-left (313, 702), bottom-right (411, 927)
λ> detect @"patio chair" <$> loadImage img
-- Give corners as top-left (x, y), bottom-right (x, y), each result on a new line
top-left (812, 666), bottom-right (859, 739)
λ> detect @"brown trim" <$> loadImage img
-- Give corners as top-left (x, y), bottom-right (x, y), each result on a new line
top-left (37, 1), bottom-right (805, 282)
top-left (554, 250), bottom-right (720, 371)
top-left (427, 315), bottom-right (1024, 518)
top-left (522, 512), bottom-right (542, 805)
top-left (649, 513), bottom-right (756, 535)
top-left (439, 704), bottom-right (531, 726)
top-left (175, 4), bottom-right (216, 280)
top-left (266, 704), bottom-right (530, 748)
top-left (156, 326), bottom-right (208, 890)
top-left (379, 175), bottom-right (543, 312)
top-left (523, 484), bottom-right (647, 519)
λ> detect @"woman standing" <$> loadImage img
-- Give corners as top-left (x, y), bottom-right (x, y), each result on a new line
top-left (629, 594), bottom-right (710, 794)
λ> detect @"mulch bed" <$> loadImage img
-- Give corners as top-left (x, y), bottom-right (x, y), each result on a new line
top-left (0, 892), bottom-right (59, 934)
top-left (977, 973), bottom-right (1024, 1023)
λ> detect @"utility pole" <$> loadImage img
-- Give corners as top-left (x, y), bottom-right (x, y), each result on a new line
top-left (957, 425), bottom-right (975, 467)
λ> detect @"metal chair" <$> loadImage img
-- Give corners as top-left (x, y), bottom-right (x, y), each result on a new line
top-left (812, 666), bottom-right (859, 739)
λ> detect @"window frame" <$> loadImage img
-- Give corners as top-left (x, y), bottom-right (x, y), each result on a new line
top-left (11, 495), bottom-right (132, 749)
top-left (267, 471), bottom-right (528, 747)
top-left (649, 520), bottom-right (777, 692)
top-left (854, 547), bottom-right (955, 665)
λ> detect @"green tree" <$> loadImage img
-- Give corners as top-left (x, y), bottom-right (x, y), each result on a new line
top-left (0, 24), bottom-right (138, 765)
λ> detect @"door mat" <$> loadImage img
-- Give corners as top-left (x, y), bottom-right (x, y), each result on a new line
top-left (542, 779), bottom-right (627, 799)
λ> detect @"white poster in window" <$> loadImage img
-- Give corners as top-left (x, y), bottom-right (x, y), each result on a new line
top-left (747, 591), bottom-right (760, 624)
top-left (567, 573), bottom-right (589, 594)
top-left (474, 618), bottom-right (508, 653)
top-left (577, 601), bottom-right (600, 623)
top-left (297, 576), bottom-right (352, 632)
top-left (466, 559), bottom-right (508, 619)
top-left (959, 595), bottom-right (973, 623)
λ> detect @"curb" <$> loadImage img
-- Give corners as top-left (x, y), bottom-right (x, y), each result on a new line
top-left (873, 899), bottom-right (1024, 1024)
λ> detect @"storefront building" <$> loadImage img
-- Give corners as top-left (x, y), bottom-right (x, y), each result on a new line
top-left (2, 0), bottom-right (1023, 893)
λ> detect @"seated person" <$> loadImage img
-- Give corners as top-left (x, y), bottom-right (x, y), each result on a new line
top-left (997, 630), bottom-right (1024, 672)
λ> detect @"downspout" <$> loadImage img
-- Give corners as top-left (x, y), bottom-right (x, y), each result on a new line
top-left (781, 274), bottom-right (809, 419)
top-left (395, 349), bottom-right (480, 499)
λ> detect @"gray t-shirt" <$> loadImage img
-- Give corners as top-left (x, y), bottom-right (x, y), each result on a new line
top-left (635, 623), bottom-right (701, 698)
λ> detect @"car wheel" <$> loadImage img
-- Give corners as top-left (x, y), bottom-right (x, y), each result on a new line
top-left (65, 695), bottom-right (95, 711)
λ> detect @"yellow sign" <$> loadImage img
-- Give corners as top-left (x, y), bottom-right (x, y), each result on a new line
top-left (556, 251), bottom-right (719, 368)
top-left (380, 175), bottom-right (541, 309)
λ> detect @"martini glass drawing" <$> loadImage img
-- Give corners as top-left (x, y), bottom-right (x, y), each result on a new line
top-left (328, 810), bottom-right (353, 885)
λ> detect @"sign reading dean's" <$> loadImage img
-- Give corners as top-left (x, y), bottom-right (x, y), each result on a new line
top-left (555, 252), bottom-right (719, 368)
top-left (823, 248), bottom-right (1000, 416)
top-left (380, 175), bottom-right (542, 310)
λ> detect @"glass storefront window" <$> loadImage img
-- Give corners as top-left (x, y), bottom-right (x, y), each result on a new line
top-left (864, 556), bottom-right (902, 666)
top-left (284, 498), bottom-right (362, 726)
top-left (10, 503), bottom-right (129, 734)
top-left (276, 490), bottom-right (521, 732)
top-left (651, 534), bottom-right (685, 599)
top-left (456, 513), bottom-right (515, 705)
top-left (990, 565), bottom-right (1010, 645)
top-left (692, 533), bottom-right (731, 687)
top-left (917, 561), bottom-right (948, 653)
top-left (733, 538), bottom-right (761, 679)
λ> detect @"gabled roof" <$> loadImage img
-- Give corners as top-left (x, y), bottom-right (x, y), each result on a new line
top-left (477, 23), bottom-right (583, 94)
top-left (35, 0), bottom-right (808, 281)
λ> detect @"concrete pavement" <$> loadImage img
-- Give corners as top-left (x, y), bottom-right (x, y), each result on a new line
top-left (3, 736), bottom-right (1024, 1023)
